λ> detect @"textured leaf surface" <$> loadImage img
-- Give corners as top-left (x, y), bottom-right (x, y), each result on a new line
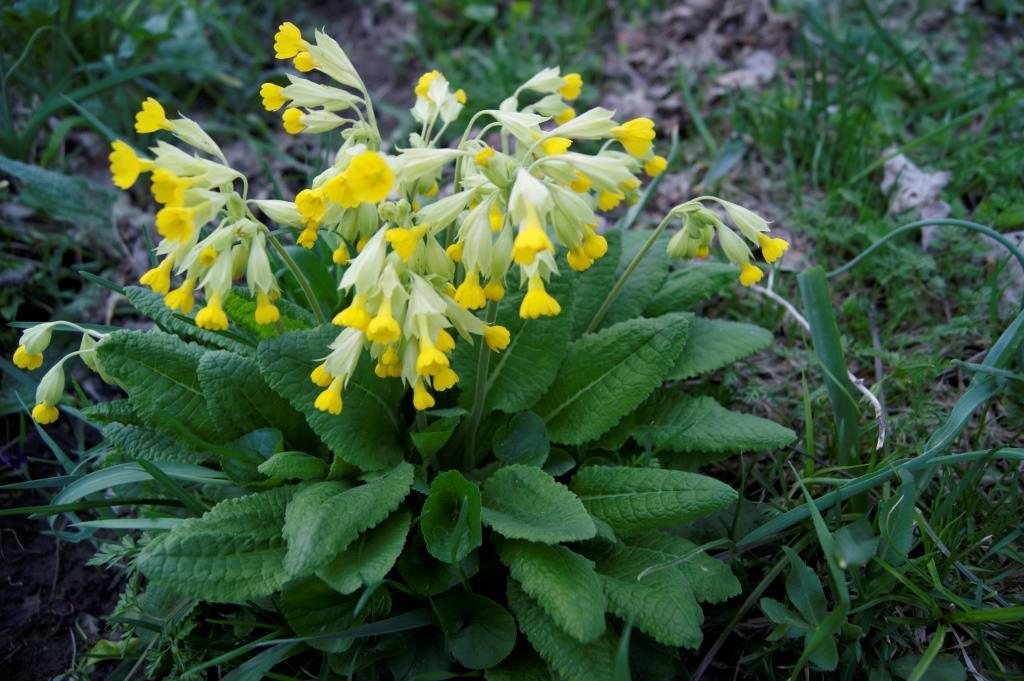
top-left (533, 313), bottom-right (691, 445)
top-left (507, 579), bottom-right (616, 681)
top-left (436, 592), bottom-right (517, 670)
top-left (571, 465), bottom-right (737, 534)
top-left (198, 350), bottom-right (312, 447)
top-left (645, 263), bottom-right (739, 316)
top-left (570, 229), bottom-right (622, 336)
top-left (0, 154), bottom-right (116, 231)
top-left (257, 325), bottom-right (403, 471)
top-left (224, 289), bottom-right (315, 340)
top-left (591, 543), bottom-right (704, 648)
top-left (124, 286), bottom-right (254, 355)
top-left (633, 393), bottom-right (797, 454)
top-left (138, 485), bottom-right (295, 602)
top-left (497, 539), bottom-right (606, 643)
top-left (97, 330), bottom-right (218, 441)
top-left (281, 577), bottom-right (359, 653)
top-left (421, 470), bottom-right (482, 563)
top-left (257, 451), bottom-right (329, 480)
top-left (596, 229), bottom-right (670, 329)
top-left (317, 511), bottom-right (410, 594)
top-left (668, 317), bottom-right (773, 380)
top-left (482, 465), bottom-right (595, 543)
top-left (82, 399), bottom-right (141, 425)
top-left (283, 462), bottom-right (413, 576)
top-left (103, 423), bottom-right (207, 464)
top-left (625, 531), bottom-right (741, 604)
top-left (454, 275), bottom-right (574, 414)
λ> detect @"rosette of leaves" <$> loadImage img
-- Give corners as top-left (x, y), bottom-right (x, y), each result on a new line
top-left (69, 232), bottom-right (795, 679)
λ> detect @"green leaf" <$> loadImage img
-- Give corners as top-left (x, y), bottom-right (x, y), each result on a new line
top-left (484, 648), bottom-right (551, 681)
top-left (258, 451), bottom-right (329, 481)
top-left (507, 579), bottom-right (616, 681)
top-left (892, 654), bottom-right (966, 681)
top-left (0, 155), bottom-right (116, 231)
top-left (784, 547), bottom-right (828, 624)
top-left (632, 393), bottom-right (796, 455)
top-left (137, 485), bottom-right (295, 602)
top-left (281, 576), bottom-right (359, 653)
top-left (82, 399), bottom-right (141, 426)
top-left (197, 350), bottom-right (312, 448)
top-left (435, 592), bottom-right (517, 670)
top-left (493, 412), bottom-right (549, 467)
top-left (571, 230), bottom-right (623, 336)
top-left (124, 286), bottom-right (254, 355)
top-left (624, 531), bottom-right (741, 604)
top-left (317, 511), bottom-right (410, 595)
top-left (223, 289), bottom-right (315, 339)
top-left (283, 461), bottom-right (413, 576)
top-left (409, 416), bottom-right (460, 461)
top-left (533, 313), bottom-right (692, 445)
top-left (421, 470), bottom-right (482, 564)
top-left (570, 466), bottom-right (736, 535)
top-left (397, 531), bottom-right (480, 596)
top-left (102, 423), bottom-right (207, 465)
top-left (454, 274), bottom-right (574, 414)
top-left (283, 245), bottom-right (339, 317)
top-left (258, 325), bottom-right (403, 471)
top-left (97, 330), bottom-right (218, 441)
top-left (645, 263), bottom-right (739, 316)
top-left (482, 465), bottom-right (595, 543)
top-left (596, 229), bottom-right (670, 329)
top-left (668, 317), bottom-right (773, 380)
top-left (591, 543), bottom-right (703, 648)
top-left (497, 539), bottom-right (607, 643)
top-left (834, 519), bottom-right (880, 569)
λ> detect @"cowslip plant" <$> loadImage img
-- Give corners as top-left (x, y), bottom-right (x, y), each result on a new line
top-left (14, 22), bottom-right (797, 679)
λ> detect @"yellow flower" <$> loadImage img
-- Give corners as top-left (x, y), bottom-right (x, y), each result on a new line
top-left (139, 256), bottom-right (174, 294)
top-left (293, 51), bottom-right (317, 72)
top-left (454, 268), bottom-right (486, 310)
top-left (484, 280), bottom-right (505, 301)
top-left (377, 347), bottom-right (402, 378)
top-left (135, 97), bottom-right (173, 134)
top-left (757, 234), bottom-right (790, 264)
top-left (324, 172), bottom-right (360, 208)
top-left (489, 202), bottom-right (505, 232)
top-left (413, 379), bottom-right (435, 410)
top-left (569, 172), bottom-right (592, 193)
top-left (295, 188), bottom-right (327, 223)
top-left (108, 141), bottom-right (153, 189)
top-left (512, 217), bottom-right (555, 265)
top-left (560, 73), bottom-right (583, 100)
top-left (356, 237), bottom-right (369, 253)
top-left (385, 226), bottom-right (428, 261)
top-left (696, 245), bottom-right (710, 258)
top-left (151, 168), bottom-right (194, 207)
top-left (436, 329), bottom-right (456, 353)
top-left (644, 155), bottom-right (668, 177)
top-left (32, 402), bottom-right (59, 425)
top-left (475, 146), bottom-right (494, 167)
top-left (484, 324), bottom-right (510, 351)
top-left (597, 191), bottom-right (623, 212)
top-left (739, 262), bottom-right (764, 287)
top-left (332, 243), bottom-right (351, 265)
top-left (582, 228), bottom-right (608, 259)
top-left (567, 246), bottom-right (594, 272)
top-left (415, 70), bottom-right (440, 99)
top-left (334, 294), bottom-right (371, 329)
top-left (520, 274), bottom-right (561, 319)
top-left (282, 108), bottom-right (305, 134)
top-left (541, 137), bottom-right (572, 156)
top-left (620, 177), bottom-right (641, 192)
top-left (156, 206), bottom-right (195, 242)
top-left (255, 291), bottom-right (280, 325)
top-left (164, 278), bottom-right (195, 313)
top-left (432, 367), bottom-right (459, 391)
top-left (346, 151), bottom-right (394, 204)
top-left (446, 241), bottom-right (463, 262)
top-left (274, 22), bottom-right (304, 59)
top-left (611, 117), bottom-right (656, 157)
top-left (13, 345), bottom-right (43, 371)
top-left (195, 293), bottom-right (229, 331)
top-left (260, 82), bottom-right (288, 111)
top-left (416, 338), bottom-right (449, 377)
top-left (366, 297), bottom-right (401, 344)
top-left (297, 224), bottom-right (319, 249)
top-left (198, 246), bottom-right (218, 267)
top-left (424, 181), bottom-right (439, 197)
top-left (310, 362), bottom-right (333, 387)
top-left (555, 106), bottom-right (576, 125)
top-left (315, 377), bottom-right (344, 414)
top-left (455, 88), bottom-right (467, 104)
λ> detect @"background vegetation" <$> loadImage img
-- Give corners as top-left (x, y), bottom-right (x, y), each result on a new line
top-left (1, 0), bottom-right (1022, 679)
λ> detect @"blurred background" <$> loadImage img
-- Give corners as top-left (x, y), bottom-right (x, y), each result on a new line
top-left (1, 0), bottom-right (1022, 678)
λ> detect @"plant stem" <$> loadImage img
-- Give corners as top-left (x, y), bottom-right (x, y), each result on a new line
top-left (585, 213), bottom-right (674, 333)
top-left (267, 233), bottom-right (326, 325)
top-left (462, 302), bottom-right (498, 470)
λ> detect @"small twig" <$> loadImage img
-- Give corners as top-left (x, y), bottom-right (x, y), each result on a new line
top-left (951, 627), bottom-right (988, 681)
top-left (751, 285), bottom-right (887, 451)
